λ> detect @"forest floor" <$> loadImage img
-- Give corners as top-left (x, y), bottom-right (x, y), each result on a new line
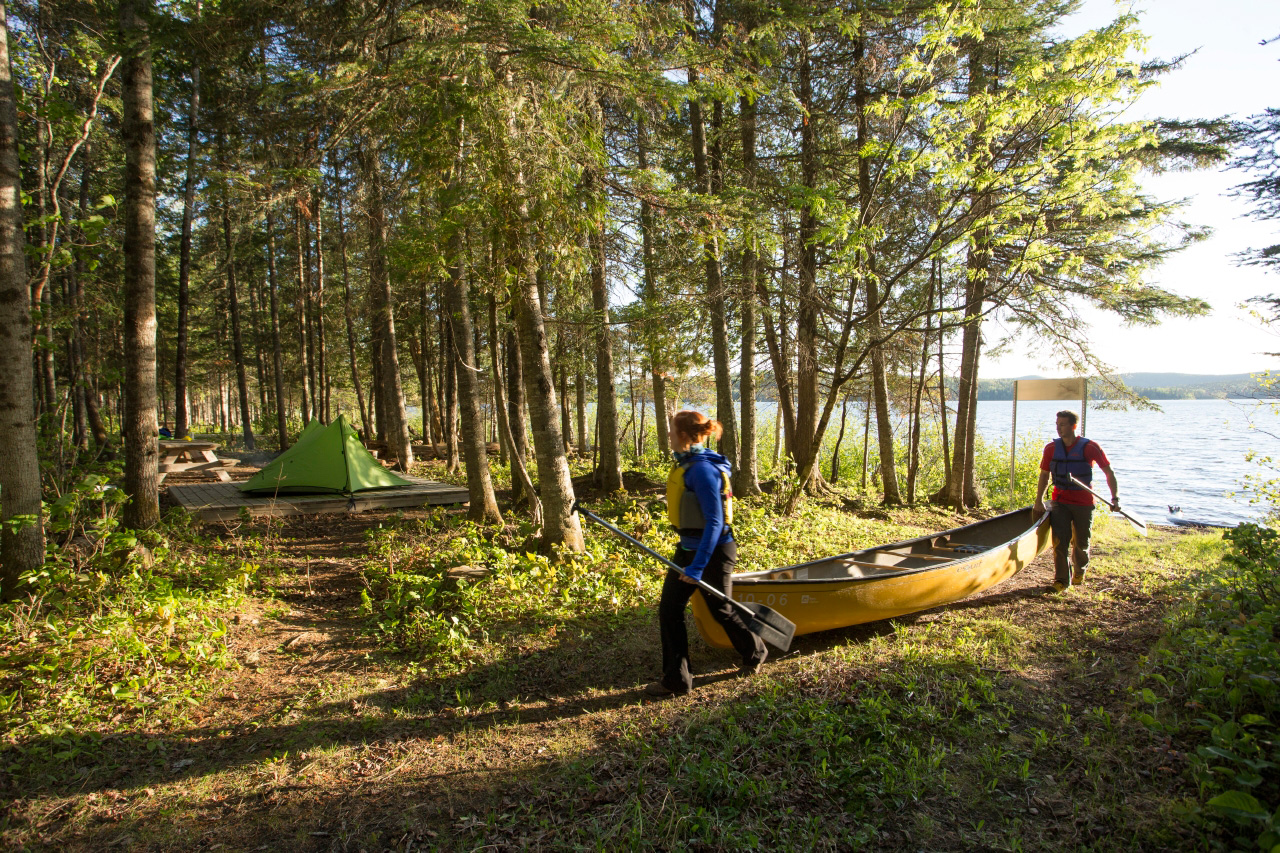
top-left (0, 457), bottom-right (1229, 851)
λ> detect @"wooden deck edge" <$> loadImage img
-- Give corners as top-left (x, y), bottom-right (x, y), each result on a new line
top-left (167, 480), bottom-right (469, 522)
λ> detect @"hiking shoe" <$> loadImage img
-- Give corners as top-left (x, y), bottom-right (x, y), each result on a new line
top-left (643, 681), bottom-right (684, 699)
top-left (1072, 569), bottom-right (1086, 585)
top-left (1050, 581), bottom-right (1068, 593)
top-left (739, 650), bottom-right (768, 677)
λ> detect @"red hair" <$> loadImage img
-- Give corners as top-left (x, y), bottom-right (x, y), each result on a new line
top-left (671, 410), bottom-right (722, 444)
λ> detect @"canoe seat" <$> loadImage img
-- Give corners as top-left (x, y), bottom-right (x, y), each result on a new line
top-left (930, 542), bottom-right (990, 555)
top-left (952, 544), bottom-right (990, 554)
top-left (882, 551), bottom-right (952, 562)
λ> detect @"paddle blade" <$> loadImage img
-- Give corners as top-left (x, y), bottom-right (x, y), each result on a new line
top-left (1119, 510), bottom-right (1149, 537)
top-left (743, 603), bottom-right (796, 652)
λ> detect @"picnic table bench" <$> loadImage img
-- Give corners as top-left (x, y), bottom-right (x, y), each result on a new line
top-left (158, 440), bottom-right (234, 483)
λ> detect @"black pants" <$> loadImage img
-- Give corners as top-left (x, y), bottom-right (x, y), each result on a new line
top-left (658, 541), bottom-right (767, 693)
top-left (1048, 501), bottom-right (1094, 585)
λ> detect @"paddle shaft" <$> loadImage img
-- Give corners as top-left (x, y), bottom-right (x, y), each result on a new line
top-left (573, 503), bottom-right (758, 620)
top-left (1066, 475), bottom-right (1147, 532)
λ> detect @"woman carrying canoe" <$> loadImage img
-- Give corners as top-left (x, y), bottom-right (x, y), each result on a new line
top-left (645, 410), bottom-right (768, 698)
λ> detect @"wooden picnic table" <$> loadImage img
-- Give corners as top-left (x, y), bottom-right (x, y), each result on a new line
top-left (158, 439), bottom-right (234, 483)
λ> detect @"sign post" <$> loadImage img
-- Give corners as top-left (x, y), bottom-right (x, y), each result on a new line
top-left (1010, 378), bottom-right (1088, 499)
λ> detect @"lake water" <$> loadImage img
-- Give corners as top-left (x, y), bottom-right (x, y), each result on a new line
top-left (414, 396), bottom-right (1276, 527)
top-left (976, 399), bottom-right (1278, 527)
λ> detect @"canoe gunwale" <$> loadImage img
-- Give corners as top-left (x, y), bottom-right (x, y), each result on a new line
top-left (729, 506), bottom-right (1048, 586)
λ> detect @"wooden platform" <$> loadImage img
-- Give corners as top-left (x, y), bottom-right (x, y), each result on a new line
top-left (166, 478), bottom-right (469, 521)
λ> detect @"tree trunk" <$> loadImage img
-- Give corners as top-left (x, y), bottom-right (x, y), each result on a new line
top-left (855, 31), bottom-right (900, 506)
top-left (223, 201), bottom-right (254, 449)
top-left (576, 365), bottom-right (587, 458)
top-left (861, 385), bottom-right (872, 490)
top-left (445, 226), bottom-right (501, 523)
top-left (174, 18), bottom-right (199, 441)
top-left (442, 298), bottom-right (460, 472)
top-left (489, 294), bottom-right (539, 523)
top-left (512, 221), bottom-right (581, 551)
top-left (942, 41), bottom-right (995, 511)
top-left (687, 58), bottom-right (737, 469)
top-left (557, 336), bottom-right (572, 452)
top-left (506, 320), bottom-right (529, 504)
top-left (636, 115), bottom-right (671, 459)
top-left (831, 394), bottom-right (849, 483)
top-left (422, 275), bottom-right (437, 445)
top-left (333, 159), bottom-right (367, 438)
top-left (249, 269), bottom-right (269, 426)
top-left (907, 274), bottom-right (935, 504)
top-left (793, 35), bottom-right (820, 490)
top-left (313, 191), bottom-right (329, 423)
top-left (0, 0), bottom-right (44, 596)
top-left (589, 212), bottom-right (621, 492)
top-left (120, 0), bottom-right (159, 528)
top-left (736, 93), bottom-right (761, 495)
top-left (265, 212), bottom-right (288, 450)
top-left (362, 147), bottom-right (412, 470)
top-left (294, 211), bottom-right (313, 423)
top-left (70, 145), bottom-right (94, 450)
top-left (758, 278), bottom-right (795, 465)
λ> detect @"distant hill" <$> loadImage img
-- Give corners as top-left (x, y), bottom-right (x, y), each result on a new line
top-left (976, 372), bottom-right (1269, 401)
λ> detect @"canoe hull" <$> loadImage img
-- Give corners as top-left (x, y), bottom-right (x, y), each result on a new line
top-left (691, 507), bottom-right (1051, 649)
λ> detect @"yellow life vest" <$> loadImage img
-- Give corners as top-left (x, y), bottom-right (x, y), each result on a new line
top-left (666, 458), bottom-right (733, 534)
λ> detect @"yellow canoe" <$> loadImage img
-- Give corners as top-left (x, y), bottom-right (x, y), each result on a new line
top-left (691, 507), bottom-right (1051, 649)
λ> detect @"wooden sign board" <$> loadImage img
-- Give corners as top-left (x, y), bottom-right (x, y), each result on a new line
top-left (1010, 377), bottom-right (1088, 499)
top-left (1013, 377), bottom-right (1087, 401)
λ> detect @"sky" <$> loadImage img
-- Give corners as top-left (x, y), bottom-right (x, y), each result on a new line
top-left (979, 0), bottom-right (1280, 379)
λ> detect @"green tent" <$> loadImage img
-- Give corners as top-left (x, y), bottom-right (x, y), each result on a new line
top-left (238, 415), bottom-right (412, 495)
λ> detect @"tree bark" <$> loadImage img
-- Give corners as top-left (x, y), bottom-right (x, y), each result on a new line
top-left (265, 212), bottom-right (288, 450)
top-left (687, 57), bottom-right (737, 469)
top-left (0, 0), bottom-right (44, 597)
top-left (294, 210), bottom-right (313, 423)
top-left (362, 147), bottom-right (412, 469)
top-left (854, 31), bottom-right (901, 505)
top-left (945, 43), bottom-right (992, 510)
top-left (489, 294), bottom-right (539, 523)
top-left (907, 273), bottom-right (935, 504)
top-left (313, 191), bottom-right (329, 423)
top-left (442, 294), bottom-right (460, 472)
top-left (174, 13), bottom-right (199, 441)
top-left (223, 201), bottom-right (254, 449)
top-left (332, 158), bottom-right (367, 437)
top-left (589, 211), bottom-right (621, 492)
top-left (445, 227), bottom-right (501, 523)
top-left (831, 394), bottom-right (849, 483)
top-left (636, 113), bottom-right (669, 458)
top-left (793, 35), bottom-right (820, 490)
top-left (737, 93), bottom-right (761, 495)
top-left (506, 319), bottom-right (529, 504)
top-left (513, 225), bottom-right (582, 551)
top-left (119, 0), bottom-right (159, 529)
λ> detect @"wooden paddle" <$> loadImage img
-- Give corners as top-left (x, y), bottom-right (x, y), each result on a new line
top-left (573, 502), bottom-right (796, 652)
top-left (1066, 475), bottom-right (1148, 536)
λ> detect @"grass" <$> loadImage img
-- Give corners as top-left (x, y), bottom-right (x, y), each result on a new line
top-left (0, 460), bottom-right (1239, 851)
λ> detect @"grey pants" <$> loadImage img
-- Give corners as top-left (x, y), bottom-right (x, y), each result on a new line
top-left (1049, 501), bottom-right (1094, 585)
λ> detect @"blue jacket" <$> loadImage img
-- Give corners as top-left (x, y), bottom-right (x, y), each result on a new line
top-left (674, 446), bottom-right (734, 580)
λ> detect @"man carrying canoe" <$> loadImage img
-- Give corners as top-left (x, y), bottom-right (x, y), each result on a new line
top-left (1033, 410), bottom-right (1120, 592)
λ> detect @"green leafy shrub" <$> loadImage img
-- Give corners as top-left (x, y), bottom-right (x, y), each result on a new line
top-left (0, 488), bottom-right (251, 748)
top-left (1136, 523), bottom-right (1280, 851)
top-left (358, 506), bottom-right (658, 661)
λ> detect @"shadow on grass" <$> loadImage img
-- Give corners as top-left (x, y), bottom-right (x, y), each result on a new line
top-left (6, 558), bottom-right (1053, 794)
top-left (4, 551), bottom-right (1183, 851)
